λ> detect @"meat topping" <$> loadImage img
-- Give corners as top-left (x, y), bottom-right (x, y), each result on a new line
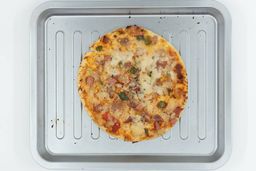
top-left (124, 61), bottom-right (132, 68)
top-left (112, 121), bottom-right (121, 132)
top-left (154, 121), bottom-right (160, 130)
top-left (102, 36), bottom-right (110, 43)
top-left (104, 55), bottom-right (112, 61)
top-left (151, 35), bottom-right (158, 44)
top-left (175, 64), bottom-right (184, 81)
top-left (118, 91), bottom-right (129, 100)
top-left (135, 103), bottom-right (144, 111)
top-left (128, 25), bottom-right (144, 36)
top-left (141, 113), bottom-right (150, 122)
top-left (169, 118), bottom-right (177, 126)
top-left (107, 77), bottom-right (117, 85)
top-left (153, 114), bottom-right (164, 122)
top-left (86, 76), bottom-right (94, 86)
top-left (173, 107), bottom-right (183, 117)
top-left (102, 112), bottom-right (111, 121)
top-left (156, 60), bottom-right (168, 69)
top-left (124, 116), bottom-right (133, 123)
top-left (93, 104), bottom-right (103, 112)
top-left (118, 37), bottom-right (129, 46)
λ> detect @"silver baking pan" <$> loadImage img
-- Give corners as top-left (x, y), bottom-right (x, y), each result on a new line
top-left (30, 0), bottom-right (231, 170)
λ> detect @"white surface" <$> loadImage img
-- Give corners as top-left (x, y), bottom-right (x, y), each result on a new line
top-left (0, 0), bottom-right (253, 170)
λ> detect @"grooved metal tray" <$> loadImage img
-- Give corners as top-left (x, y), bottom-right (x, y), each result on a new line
top-left (30, 0), bottom-right (231, 170)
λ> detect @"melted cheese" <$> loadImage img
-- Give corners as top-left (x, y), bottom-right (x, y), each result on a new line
top-left (104, 51), bottom-right (134, 76)
top-left (111, 51), bottom-right (133, 66)
top-left (131, 122), bottom-right (145, 137)
top-left (138, 54), bottom-right (162, 95)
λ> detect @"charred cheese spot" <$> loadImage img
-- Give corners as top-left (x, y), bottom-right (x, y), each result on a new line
top-left (102, 35), bottom-right (110, 44)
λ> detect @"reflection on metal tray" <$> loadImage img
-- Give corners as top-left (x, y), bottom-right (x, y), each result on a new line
top-left (30, 0), bottom-right (231, 170)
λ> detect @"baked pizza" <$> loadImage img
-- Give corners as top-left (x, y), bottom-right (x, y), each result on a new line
top-left (78, 25), bottom-right (188, 142)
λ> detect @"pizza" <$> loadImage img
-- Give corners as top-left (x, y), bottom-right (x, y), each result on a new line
top-left (78, 25), bottom-right (188, 142)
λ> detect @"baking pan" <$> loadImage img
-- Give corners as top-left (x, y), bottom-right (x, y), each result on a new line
top-left (30, 0), bottom-right (231, 170)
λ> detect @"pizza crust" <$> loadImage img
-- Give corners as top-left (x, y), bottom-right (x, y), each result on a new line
top-left (78, 25), bottom-right (188, 142)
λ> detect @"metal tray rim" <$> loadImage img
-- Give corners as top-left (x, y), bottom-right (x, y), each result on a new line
top-left (30, 0), bottom-right (231, 170)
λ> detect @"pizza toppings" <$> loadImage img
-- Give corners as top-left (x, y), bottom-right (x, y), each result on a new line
top-left (78, 25), bottom-right (187, 142)
top-left (174, 87), bottom-right (187, 99)
top-left (156, 60), bottom-right (168, 69)
top-left (144, 36), bottom-right (152, 45)
top-left (112, 121), bottom-right (121, 133)
top-left (157, 101), bottom-right (167, 109)
top-left (167, 88), bottom-right (173, 94)
top-left (136, 35), bottom-right (144, 41)
top-left (118, 91), bottom-right (129, 100)
top-left (86, 76), bottom-right (94, 86)
top-left (169, 118), bottom-right (177, 126)
top-left (102, 112), bottom-right (111, 121)
top-left (168, 48), bottom-right (177, 57)
top-left (124, 116), bottom-right (133, 123)
top-left (107, 77), bottom-right (117, 85)
top-left (107, 87), bottom-right (115, 98)
top-left (132, 84), bottom-right (141, 93)
top-left (144, 128), bottom-right (149, 136)
top-left (135, 103), bottom-right (144, 111)
top-left (102, 112), bottom-right (121, 133)
top-left (151, 35), bottom-right (158, 44)
top-left (121, 75), bottom-right (131, 84)
top-left (117, 29), bottom-right (125, 34)
top-left (104, 55), bottom-right (112, 61)
top-left (157, 49), bottom-right (166, 57)
top-left (153, 115), bottom-right (164, 130)
top-left (111, 100), bottom-right (124, 111)
top-left (129, 66), bottom-right (139, 74)
top-left (175, 63), bottom-right (184, 81)
top-left (124, 61), bottom-right (132, 68)
top-left (173, 107), bottom-right (183, 117)
top-left (141, 113), bottom-right (151, 122)
top-left (153, 114), bottom-right (164, 122)
top-left (154, 121), bottom-right (161, 130)
top-left (102, 36), bottom-right (110, 44)
top-left (128, 101), bottom-right (137, 108)
top-left (155, 78), bottom-right (162, 86)
top-left (135, 47), bottom-right (145, 56)
top-left (128, 102), bottom-right (144, 112)
top-left (90, 70), bottom-right (98, 77)
top-left (96, 45), bottom-right (103, 51)
top-left (93, 104), bottom-right (103, 113)
top-left (147, 71), bottom-right (152, 77)
top-left (118, 37), bottom-right (129, 46)
top-left (128, 25), bottom-right (144, 36)
top-left (136, 35), bottom-right (152, 45)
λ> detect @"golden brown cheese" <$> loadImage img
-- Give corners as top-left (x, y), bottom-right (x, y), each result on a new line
top-left (78, 25), bottom-right (188, 142)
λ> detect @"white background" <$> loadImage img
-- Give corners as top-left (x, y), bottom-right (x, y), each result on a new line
top-left (0, 0), bottom-right (253, 170)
